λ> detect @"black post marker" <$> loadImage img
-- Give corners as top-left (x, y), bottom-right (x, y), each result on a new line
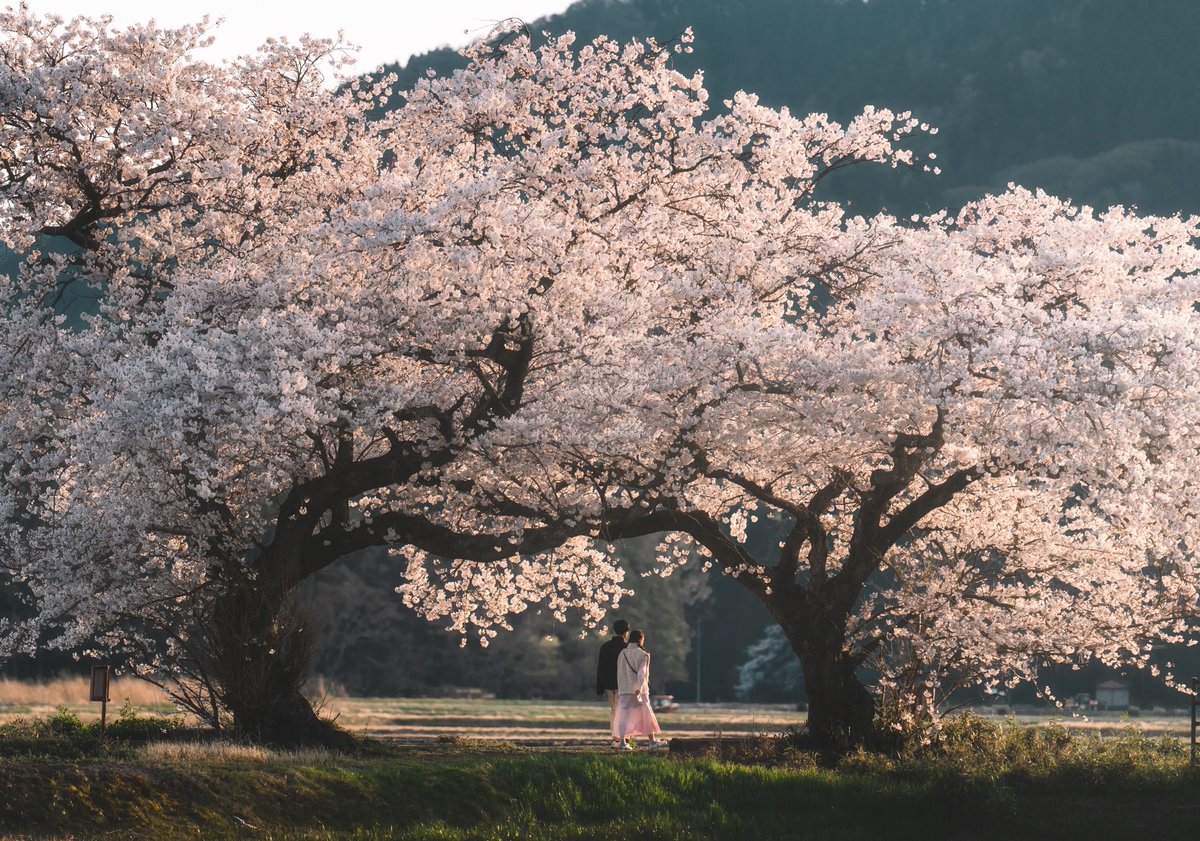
top-left (90, 665), bottom-right (111, 739)
top-left (1190, 676), bottom-right (1197, 766)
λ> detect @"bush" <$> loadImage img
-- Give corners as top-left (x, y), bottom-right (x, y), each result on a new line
top-left (835, 713), bottom-right (1199, 798)
top-left (106, 700), bottom-right (187, 743)
top-left (0, 704), bottom-right (188, 758)
top-left (46, 706), bottom-right (86, 736)
top-left (0, 707), bottom-right (102, 758)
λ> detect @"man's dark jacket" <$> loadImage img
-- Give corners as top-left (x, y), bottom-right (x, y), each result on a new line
top-left (596, 636), bottom-right (628, 694)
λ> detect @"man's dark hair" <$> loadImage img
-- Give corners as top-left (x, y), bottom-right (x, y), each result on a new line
top-left (613, 619), bottom-right (630, 635)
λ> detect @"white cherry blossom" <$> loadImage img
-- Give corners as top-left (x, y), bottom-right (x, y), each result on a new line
top-left (1, 10), bottom-right (1197, 744)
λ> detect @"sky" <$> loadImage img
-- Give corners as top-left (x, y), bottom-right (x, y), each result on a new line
top-left (31, 1), bottom-right (577, 73)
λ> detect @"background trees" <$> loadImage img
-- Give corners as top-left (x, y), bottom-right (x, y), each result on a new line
top-left (306, 537), bottom-right (709, 699)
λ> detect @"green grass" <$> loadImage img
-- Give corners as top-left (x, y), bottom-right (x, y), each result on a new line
top-left (0, 705), bottom-right (187, 760)
top-left (4, 715), bottom-right (1200, 840)
top-left (0, 749), bottom-right (979, 840)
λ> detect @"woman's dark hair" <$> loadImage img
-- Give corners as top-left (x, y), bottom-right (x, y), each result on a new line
top-left (629, 629), bottom-right (645, 646)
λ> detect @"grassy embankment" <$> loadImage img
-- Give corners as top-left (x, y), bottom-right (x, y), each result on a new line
top-left (3, 709), bottom-right (1200, 840)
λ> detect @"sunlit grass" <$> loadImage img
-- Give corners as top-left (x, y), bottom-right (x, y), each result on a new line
top-left (4, 680), bottom-right (1194, 751)
top-left (140, 740), bottom-right (344, 765)
top-left (325, 697), bottom-right (807, 742)
top-left (0, 675), bottom-right (169, 708)
top-left (2, 678), bottom-right (1193, 747)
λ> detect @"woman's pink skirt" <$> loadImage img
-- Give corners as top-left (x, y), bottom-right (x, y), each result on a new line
top-left (612, 695), bottom-right (661, 739)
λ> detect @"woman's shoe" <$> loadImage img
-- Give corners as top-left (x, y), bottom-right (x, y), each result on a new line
top-left (620, 741), bottom-right (634, 751)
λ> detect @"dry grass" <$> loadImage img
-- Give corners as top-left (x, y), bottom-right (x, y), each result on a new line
top-left (140, 740), bottom-right (341, 764)
top-left (0, 674), bottom-right (169, 708)
top-left (140, 740), bottom-right (274, 763)
top-left (6, 678), bottom-right (1187, 747)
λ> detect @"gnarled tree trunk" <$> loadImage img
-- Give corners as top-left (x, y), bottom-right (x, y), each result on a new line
top-left (206, 575), bottom-right (353, 748)
top-left (773, 599), bottom-right (878, 750)
top-left (799, 643), bottom-right (875, 749)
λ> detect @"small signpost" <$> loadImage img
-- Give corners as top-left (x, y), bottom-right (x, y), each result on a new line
top-left (1191, 677), bottom-right (1198, 765)
top-left (89, 665), bottom-right (111, 736)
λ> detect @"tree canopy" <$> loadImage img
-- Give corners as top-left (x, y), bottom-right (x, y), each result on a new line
top-left (1, 9), bottom-right (1198, 744)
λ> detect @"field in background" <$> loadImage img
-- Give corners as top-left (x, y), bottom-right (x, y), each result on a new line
top-left (0, 675), bottom-right (173, 718)
top-left (325, 696), bottom-right (807, 744)
top-left (0, 676), bottom-right (807, 744)
top-left (2, 676), bottom-right (1194, 743)
top-left (322, 697), bottom-right (1199, 743)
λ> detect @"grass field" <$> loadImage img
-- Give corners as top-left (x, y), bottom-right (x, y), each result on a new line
top-left (3, 677), bottom-right (1192, 745)
top-left (323, 696), bottom-right (1200, 743)
top-left (323, 697), bottom-right (809, 744)
top-left (3, 733), bottom-right (1200, 840)
top-left (0, 680), bottom-right (809, 744)
top-left (5, 683), bottom-right (1200, 839)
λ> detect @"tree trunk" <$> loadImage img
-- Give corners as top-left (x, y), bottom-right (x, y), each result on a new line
top-left (776, 609), bottom-right (877, 750)
top-left (226, 681), bottom-right (351, 747)
top-left (206, 576), bottom-right (353, 748)
top-left (799, 642), bottom-right (876, 749)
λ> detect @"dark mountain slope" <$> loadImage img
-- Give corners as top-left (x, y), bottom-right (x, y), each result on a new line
top-left (387, 0), bottom-right (1200, 216)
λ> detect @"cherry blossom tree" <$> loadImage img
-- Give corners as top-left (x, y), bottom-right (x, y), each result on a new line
top-left (2, 8), bottom-right (1199, 747)
top-left (0, 6), bottom-right (393, 741)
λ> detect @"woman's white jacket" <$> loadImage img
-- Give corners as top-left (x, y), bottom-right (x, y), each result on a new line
top-left (616, 645), bottom-right (650, 698)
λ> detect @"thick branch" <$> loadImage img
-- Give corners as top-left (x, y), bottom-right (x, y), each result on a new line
top-left (826, 409), bottom-right (954, 618)
top-left (879, 467), bottom-right (980, 547)
top-left (289, 505), bottom-right (769, 599)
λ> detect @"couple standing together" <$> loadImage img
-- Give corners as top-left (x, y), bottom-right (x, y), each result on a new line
top-left (595, 619), bottom-right (665, 750)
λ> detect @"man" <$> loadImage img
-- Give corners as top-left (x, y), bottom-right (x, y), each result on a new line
top-left (596, 619), bottom-right (630, 745)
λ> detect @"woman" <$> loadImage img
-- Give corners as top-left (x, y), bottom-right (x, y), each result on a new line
top-left (612, 629), bottom-right (665, 749)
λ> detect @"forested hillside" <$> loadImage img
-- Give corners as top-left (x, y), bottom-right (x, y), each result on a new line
top-left (12, 3), bottom-right (1194, 290)
top-left (389, 0), bottom-right (1200, 217)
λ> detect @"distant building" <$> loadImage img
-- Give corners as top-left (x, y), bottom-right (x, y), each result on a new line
top-left (1095, 680), bottom-right (1130, 710)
